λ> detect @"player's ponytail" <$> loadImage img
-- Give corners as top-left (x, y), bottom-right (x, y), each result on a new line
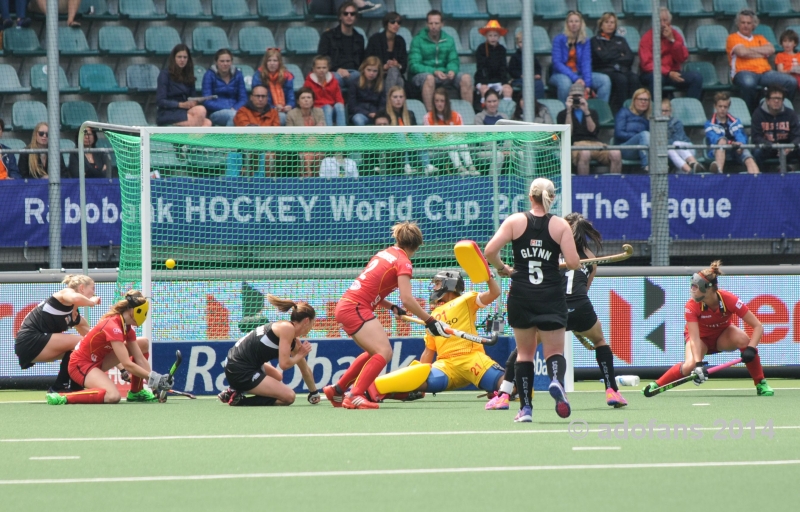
top-left (102, 290), bottom-right (146, 319)
top-left (392, 221), bottom-right (423, 252)
top-left (62, 274), bottom-right (94, 291)
top-left (565, 212), bottom-right (602, 253)
top-left (267, 294), bottom-right (316, 323)
top-left (699, 260), bottom-right (723, 288)
top-left (529, 178), bottom-right (556, 212)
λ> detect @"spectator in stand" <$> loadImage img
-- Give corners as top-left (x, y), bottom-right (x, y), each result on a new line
top-left (0, 118), bottom-right (22, 179)
top-left (409, 10), bottom-right (473, 111)
top-left (304, 55), bottom-right (346, 127)
top-left (727, 9), bottom-right (797, 111)
top-left (348, 56), bottom-right (386, 125)
top-left (286, 87), bottom-right (326, 178)
top-left (424, 87), bottom-right (476, 175)
top-left (475, 89), bottom-right (508, 126)
top-left (550, 11), bottom-right (611, 104)
top-left (308, 0), bottom-right (381, 16)
top-left (386, 86), bottom-right (434, 174)
top-left (615, 88), bottom-right (652, 172)
top-left (366, 12), bottom-right (407, 97)
top-left (775, 29), bottom-right (800, 91)
top-left (67, 126), bottom-right (109, 179)
top-left (704, 92), bottom-right (759, 174)
top-left (512, 97), bottom-right (553, 124)
top-left (508, 31), bottom-right (545, 101)
top-left (202, 49), bottom-right (247, 127)
top-left (474, 20), bottom-right (513, 107)
top-left (592, 13), bottom-right (640, 113)
top-left (558, 82), bottom-right (621, 175)
top-left (2, 0), bottom-right (30, 28)
top-left (662, 99), bottom-right (706, 173)
top-left (253, 48), bottom-right (296, 126)
top-left (318, 1), bottom-right (366, 89)
top-left (369, 111), bottom-right (392, 174)
top-left (751, 86), bottom-right (800, 171)
top-left (234, 85), bottom-right (279, 176)
top-left (28, 0), bottom-right (79, 27)
top-left (18, 122), bottom-right (68, 179)
top-left (320, 136), bottom-right (359, 178)
top-left (157, 44), bottom-right (211, 127)
top-left (639, 8), bottom-right (701, 101)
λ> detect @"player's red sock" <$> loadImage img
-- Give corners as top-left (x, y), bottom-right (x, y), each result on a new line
top-left (350, 354), bottom-right (387, 397)
top-left (63, 388), bottom-right (107, 404)
top-left (128, 353), bottom-right (149, 393)
top-left (744, 352), bottom-right (765, 384)
top-left (656, 363), bottom-right (684, 387)
top-left (335, 351), bottom-right (370, 392)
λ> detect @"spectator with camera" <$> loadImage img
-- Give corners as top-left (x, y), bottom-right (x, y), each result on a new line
top-left (558, 83), bottom-right (621, 175)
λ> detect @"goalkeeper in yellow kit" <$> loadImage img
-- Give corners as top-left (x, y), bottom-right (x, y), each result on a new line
top-left (367, 270), bottom-right (504, 402)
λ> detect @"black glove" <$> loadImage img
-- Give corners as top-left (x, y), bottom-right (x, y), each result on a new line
top-left (741, 346), bottom-right (757, 364)
top-left (390, 304), bottom-right (407, 317)
top-left (425, 317), bottom-right (451, 338)
top-left (119, 368), bottom-right (130, 383)
top-left (307, 390), bottom-right (320, 405)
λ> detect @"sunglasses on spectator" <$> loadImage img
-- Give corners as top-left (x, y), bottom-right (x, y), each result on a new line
top-left (342, 11), bottom-right (357, 16)
top-left (389, 19), bottom-right (401, 25)
top-left (38, 131), bottom-right (49, 137)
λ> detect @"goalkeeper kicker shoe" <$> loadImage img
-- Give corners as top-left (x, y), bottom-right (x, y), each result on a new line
top-left (323, 385), bottom-right (344, 408)
top-left (46, 393), bottom-right (67, 405)
top-left (548, 379), bottom-right (571, 418)
top-left (127, 389), bottom-right (157, 402)
top-left (485, 392), bottom-right (510, 410)
top-left (606, 388), bottom-right (628, 408)
top-left (756, 379), bottom-right (774, 396)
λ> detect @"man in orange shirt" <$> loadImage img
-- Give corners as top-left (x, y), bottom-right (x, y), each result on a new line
top-left (233, 85), bottom-right (279, 176)
top-left (727, 9), bottom-right (797, 110)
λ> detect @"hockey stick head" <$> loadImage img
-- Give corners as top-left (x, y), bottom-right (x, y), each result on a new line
top-left (158, 350), bottom-right (183, 403)
top-left (484, 332), bottom-right (499, 346)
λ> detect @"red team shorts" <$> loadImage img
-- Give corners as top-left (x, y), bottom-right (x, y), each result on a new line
top-left (335, 299), bottom-right (376, 336)
top-left (68, 357), bottom-right (102, 387)
top-left (684, 334), bottom-right (720, 355)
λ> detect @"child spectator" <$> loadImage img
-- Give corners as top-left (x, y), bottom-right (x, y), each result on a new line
top-left (508, 31), bottom-right (545, 100)
top-left (157, 44), bottom-right (211, 127)
top-left (474, 20), bottom-right (513, 107)
top-left (0, 118), bottom-right (22, 179)
top-left (304, 55), bottom-right (346, 127)
top-left (704, 91), bottom-right (759, 174)
top-left (253, 48), bottom-right (296, 126)
top-left (286, 87), bottom-right (326, 177)
top-left (775, 29), bottom-right (800, 91)
top-left (202, 49), bottom-right (247, 127)
top-left (424, 87), bottom-right (476, 175)
top-left (662, 99), bottom-right (705, 173)
top-left (348, 56), bottom-right (386, 125)
top-left (18, 122), bottom-right (68, 179)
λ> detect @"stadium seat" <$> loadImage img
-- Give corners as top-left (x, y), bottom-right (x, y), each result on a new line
top-left (668, 0), bottom-right (713, 17)
top-left (452, 100), bottom-right (476, 124)
top-left (167, 0), bottom-right (212, 20)
top-left (194, 65), bottom-right (206, 85)
top-left (257, 0), bottom-right (303, 20)
top-left (126, 64), bottom-right (160, 92)
top-left (683, 61), bottom-right (730, 91)
top-left (212, 0), bottom-right (257, 20)
top-left (469, 27), bottom-right (507, 52)
top-left (12, 101), bottom-right (47, 131)
top-left (671, 97), bottom-right (707, 128)
top-left (623, 0), bottom-right (651, 17)
top-left (3, 28), bottom-right (45, 56)
top-left (617, 25), bottom-right (640, 53)
top-left (397, 27), bottom-right (413, 51)
top-left (355, 26), bottom-right (368, 49)
top-left (80, 0), bottom-right (119, 20)
top-left (239, 64), bottom-right (255, 92)
top-left (671, 26), bottom-right (695, 52)
top-left (525, 25), bottom-right (552, 55)
top-left (108, 101), bottom-right (150, 126)
top-left (120, 0), bottom-right (167, 19)
top-left (0, 64), bottom-right (31, 94)
top-left (406, 99), bottom-right (428, 125)
top-left (57, 27), bottom-right (99, 56)
top-left (30, 64), bottom-right (80, 93)
top-left (0, 138), bottom-right (25, 163)
top-left (695, 25), bottom-right (728, 53)
top-left (284, 64), bottom-right (305, 91)
top-left (61, 101), bottom-right (99, 130)
top-left (539, 99), bottom-right (565, 119)
top-left (728, 97), bottom-right (751, 127)
top-left (443, 26), bottom-right (470, 56)
top-left (535, 0), bottom-right (568, 20)
top-left (754, 25), bottom-right (781, 51)
top-left (79, 64), bottom-right (128, 94)
top-left (588, 99), bottom-right (615, 128)
top-left (713, 0), bottom-right (747, 16)
top-left (442, 0), bottom-right (486, 19)
top-left (239, 27), bottom-right (276, 56)
top-left (396, 0), bottom-right (433, 20)
top-left (284, 26), bottom-right (320, 55)
top-left (758, 0), bottom-right (797, 17)
top-left (460, 62), bottom-right (477, 77)
top-left (99, 26), bottom-right (145, 55)
top-left (498, 98), bottom-right (516, 118)
top-left (578, 0), bottom-right (619, 19)
top-left (59, 138), bottom-right (75, 167)
top-left (488, 0), bottom-right (522, 19)
top-left (192, 26), bottom-right (233, 56)
top-left (145, 26), bottom-right (182, 55)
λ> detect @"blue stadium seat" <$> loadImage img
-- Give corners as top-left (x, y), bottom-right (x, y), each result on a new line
top-left (451, 100), bottom-right (475, 124)
top-left (396, 0), bottom-right (433, 20)
top-left (257, 0), bottom-right (303, 20)
top-left (0, 138), bottom-right (25, 163)
top-left (126, 64), bottom-right (160, 92)
top-left (443, 26), bottom-right (470, 56)
top-left (623, 0), bottom-right (651, 17)
top-left (3, 28), bottom-right (45, 56)
top-left (79, 64), bottom-right (128, 94)
top-left (406, 99), bottom-right (428, 124)
top-left (668, 0), bottom-right (712, 17)
top-left (12, 101), bottom-right (47, 131)
top-left (284, 26), bottom-right (320, 55)
top-left (617, 25), bottom-right (640, 53)
top-left (538, 99), bottom-right (565, 119)
top-left (535, 0), bottom-right (568, 20)
top-left (61, 101), bottom-right (99, 130)
top-left (728, 97), bottom-right (751, 127)
top-left (695, 25), bottom-right (728, 53)
top-left (120, 0), bottom-right (167, 19)
top-left (521, 25), bottom-right (552, 55)
top-left (671, 97), bottom-right (707, 128)
top-left (588, 99), bottom-right (615, 128)
top-left (442, 0), bottom-right (486, 19)
top-left (57, 27), bottom-right (99, 56)
top-left (713, 0), bottom-right (747, 16)
top-left (397, 27), bottom-right (413, 51)
top-left (99, 26), bottom-right (146, 55)
top-left (488, 0), bottom-right (522, 18)
top-left (213, 0), bottom-right (257, 20)
top-left (683, 61), bottom-right (730, 91)
top-left (108, 101), bottom-right (150, 126)
top-left (578, 0), bottom-right (619, 19)
top-left (354, 26), bottom-right (368, 49)
top-left (167, 0), bottom-right (212, 20)
top-left (0, 64), bottom-right (31, 93)
top-left (284, 64), bottom-right (305, 91)
top-left (59, 138), bottom-right (75, 167)
top-left (239, 64), bottom-right (255, 92)
top-left (787, 25), bottom-right (800, 49)
top-left (194, 65), bottom-right (206, 85)
top-left (30, 64), bottom-right (79, 93)
top-left (145, 26), bottom-right (182, 55)
top-left (192, 26), bottom-right (234, 56)
top-left (80, 0), bottom-right (119, 20)
top-left (238, 27), bottom-right (276, 56)
top-left (754, 25), bottom-right (781, 51)
top-left (758, 0), bottom-right (797, 17)
top-left (469, 26), bottom-right (507, 52)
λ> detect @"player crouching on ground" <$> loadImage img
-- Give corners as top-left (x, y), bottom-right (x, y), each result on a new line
top-left (47, 291), bottom-right (170, 405)
top-left (366, 270), bottom-right (504, 402)
top-left (218, 295), bottom-right (320, 407)
top-left (644, 261), bottom-right (774, 396)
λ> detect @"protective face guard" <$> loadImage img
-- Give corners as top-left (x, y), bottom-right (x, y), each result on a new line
top-left (126, 295), bottom-right (150, 326)
top-left (691, 273), bottom-right (714, 293)
top-left (428, 271), bottom-right (464, 304)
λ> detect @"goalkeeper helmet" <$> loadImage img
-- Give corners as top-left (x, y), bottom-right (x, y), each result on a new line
top-left (429, 270), bottom-right (465, 305)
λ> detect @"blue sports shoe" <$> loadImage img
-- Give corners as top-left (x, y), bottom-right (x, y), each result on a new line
top-left (548, 379), bottom-right (571, 418)
top-left (514, 406), bottom-right (532, 422)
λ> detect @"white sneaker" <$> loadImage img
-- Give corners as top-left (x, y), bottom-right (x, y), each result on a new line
top-left (468, 166), bottom-right (479, 176)
top-left (424, 164), bottom-right (437, 175)
top-left (357, 2), bottom-right (381, 13)
top-left (404, 164), bottom-right (416, 174)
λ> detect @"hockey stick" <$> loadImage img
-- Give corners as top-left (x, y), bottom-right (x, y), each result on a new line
top-left (400, 315), bottom-right (499, 346)
top-left (642, 357), bottom-right (742, 398)
top-left (168, 389), bottom-right (196, 399)
top-left (158, 350), bottom-right (183, 403)
top-left (574, 332), bottom-right (595, 350)
top-left (559, 244), bottom-right (633, 269)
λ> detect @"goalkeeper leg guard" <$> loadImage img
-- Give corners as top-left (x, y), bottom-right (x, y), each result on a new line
top-left (373, 362), bottom-right (431, 395)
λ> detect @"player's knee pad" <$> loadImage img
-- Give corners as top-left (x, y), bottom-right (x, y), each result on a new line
top-left (374, 363), bottom-right (431, 394)
top-left (425, 367), bottom-right (449, 393)
top-left (479, 365), bottom-right (506, 393)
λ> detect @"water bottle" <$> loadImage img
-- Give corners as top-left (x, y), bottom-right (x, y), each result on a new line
top-left (615, 375), bottom-right (640, 387)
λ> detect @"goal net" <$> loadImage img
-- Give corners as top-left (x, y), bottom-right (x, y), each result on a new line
top-left (101, 124), bottom-right (569, 344)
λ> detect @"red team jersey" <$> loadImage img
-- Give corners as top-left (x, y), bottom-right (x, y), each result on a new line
top-left (684, 289), bottom-right (749, 341)
top-left (71, 315), bottom-right (136, 369)
top-left (341, 246), bottom-right (413, 310)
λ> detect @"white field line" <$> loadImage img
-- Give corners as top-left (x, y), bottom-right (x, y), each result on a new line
top-left (2, 425), bottom-right (799, 443)
top-left (572, 447), bottom-right (621, 451)
top-left (693, 403), bottom-right (711, 406)
top-left (1, 460), bottom-right (799, 485)
top-left (28, 456), bottom-right (80, 460)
